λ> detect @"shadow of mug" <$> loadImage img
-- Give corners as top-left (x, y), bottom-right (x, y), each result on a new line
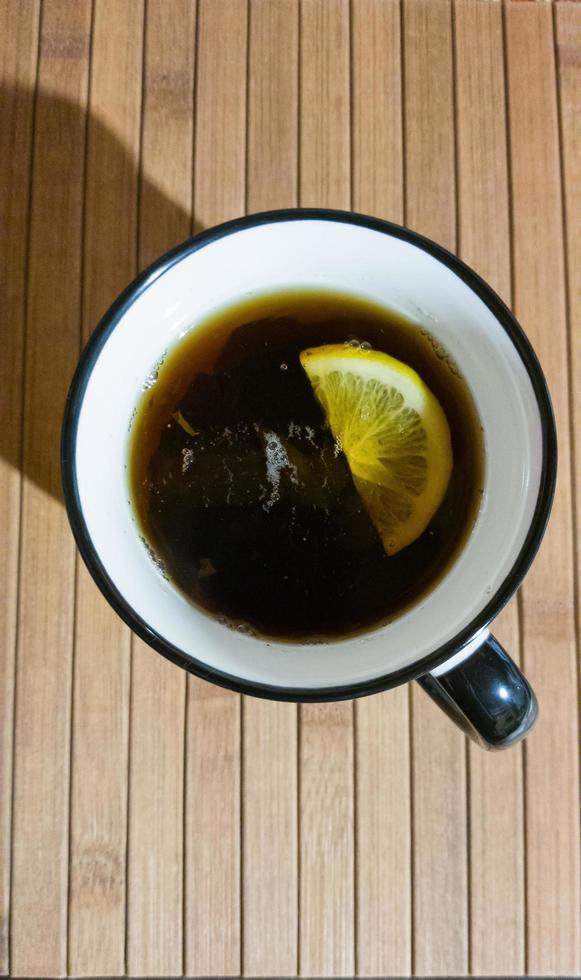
top-left (0, 81), bottom-right (198, 505)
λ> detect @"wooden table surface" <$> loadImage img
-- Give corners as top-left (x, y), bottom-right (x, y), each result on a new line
top-left (1, 0), bottom-right (580, 977)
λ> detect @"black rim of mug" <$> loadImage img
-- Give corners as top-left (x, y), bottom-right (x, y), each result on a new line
top-left (60, 208), bottom-right (557, 702)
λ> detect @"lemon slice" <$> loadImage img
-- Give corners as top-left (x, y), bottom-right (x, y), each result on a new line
top-left (300, 343), bottom-right (453, 555)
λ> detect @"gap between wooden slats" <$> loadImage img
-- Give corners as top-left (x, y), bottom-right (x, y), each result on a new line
top-left (243, 1), bottom-right (299, 976)
top-left (298, 2), bottom-right (354, 977)
top-left (185, 2), bottom-right (246, 976)
top-left (454, 1), bottom-right (526, 974)
top-left (10, 1), bottom-right (93, 976)
top-left (68, 2), bottom-right (143, 974)
top-left (0, 1), bottom-right (41, 974)
top-left (127, 2), bottom-right (196, 975)
top-left (505, 1), bottom-right (581, 973)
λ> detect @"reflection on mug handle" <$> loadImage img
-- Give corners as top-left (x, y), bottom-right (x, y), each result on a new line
top-left (418, 632), bottom-right (538, 750)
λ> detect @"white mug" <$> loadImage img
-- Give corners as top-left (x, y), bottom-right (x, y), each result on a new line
top-left (62, 210), bottom-right (556, 749)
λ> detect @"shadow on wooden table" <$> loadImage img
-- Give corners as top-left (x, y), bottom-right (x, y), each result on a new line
top-left (1, 81), bottom-right (196, 507)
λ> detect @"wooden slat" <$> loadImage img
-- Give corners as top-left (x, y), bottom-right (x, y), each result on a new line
top-left (127, 646), bottom-right (185, 976)
top-left (352, 0), bottom-right (403, 223)
top-left (299, 703), bottom-right (354, 979)
top-left (246, 0), bottom-right (298, 214)
top-left (298, 3), bottom-right (354, 976)
top-left (138, 0), bottom-right (197, 258)
top-left (185, 2), bottom-right (246, 975)
top-left (243, 2), bottom-right (299, 976)
top-left (0, 2), bottom-right (40, 973)
top-left (242, 698), bottom-right (298, 978)
top-left (403, 1), bottom-right (469, 974)
top-left (191, 0), bottom-right (247, 231)
top-left (454, 2), bottom-right (525, 974)
top-left (350, 2), bottom-right (412, 976)
top-left (126, 2), bottom-right (195, 975)
top-left (67, 2), bottom-right (143, 974)
top-left (505, 2), bottom-right (581, 974)
top-left (404, 0), bottom-right (456, 254)
top-left (556, 0), bottom-right (581, 801)
top-left (299, 0), bottom-right (350, 211)
top-left (455, 0), bottom-right (511, 299)
top-left (185, 683), bottom-right (241, 978)
top-left (354, 695), bottom-right (411, 979)
top-left (9, 1), bottom-right (93, 975)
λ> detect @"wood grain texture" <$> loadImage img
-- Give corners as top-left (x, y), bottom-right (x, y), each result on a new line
top-left (127, 644), bottom-right (185, 976)
top-left (247, 0), bottom-right (298, 214)
top-left (351, 2), bottom-right (411, 976)
top-left (185, 681), bottom-right (241, 977)
top-left (67, 2), bottom-right (143, 974)
top-left (505, 2), bottom-right (581, 974)
top-left (0, 4), bottom-right (40, 972)
top-left (299, 4), bottom-right (354, 975)
top-left (351, 0), bottom-right (403, 225)
top-left (455, 0), bottom-right (511, 300)
top-left (403, 0), bottom-right (456, 254)
top-left (1, 2), bottom-right (580, 977)
top-left (354, 691), bottom-right (411, 978)
top-left (126, 3), bottom-right (195, 975)
top-left (242, 698), bottom-right (298, 977)
top-left (299, 0), bottom-right (350, 210)
top-left (9, 1), bottom-right (92, 975)
top-left (454, 2), bottom-right (525, 974)
top-left (193, 0), bottom-right (247, 231)
top-left (243, 3), bottom-right (299, 976)
top-left (185, 3), bottom-right (246, 975)
top-left (139, 0), bottom-right (197, 257)
top-left (403, 2), bottom-right (469, 975)
top-left (299, 703), bottom-right (354, 978)
top-left (555, 0), bottom-right (581, 774)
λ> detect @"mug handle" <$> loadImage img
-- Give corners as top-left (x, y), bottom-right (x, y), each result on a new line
top-left (417, 632), bottom-right (538, 749)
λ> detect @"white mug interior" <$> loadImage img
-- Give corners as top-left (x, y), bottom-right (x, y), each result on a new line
top-left (72, 216), bottom-right (544, 690)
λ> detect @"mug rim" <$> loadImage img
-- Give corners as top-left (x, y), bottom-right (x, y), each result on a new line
top-left (61, 208), bottom-right (557, 702)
